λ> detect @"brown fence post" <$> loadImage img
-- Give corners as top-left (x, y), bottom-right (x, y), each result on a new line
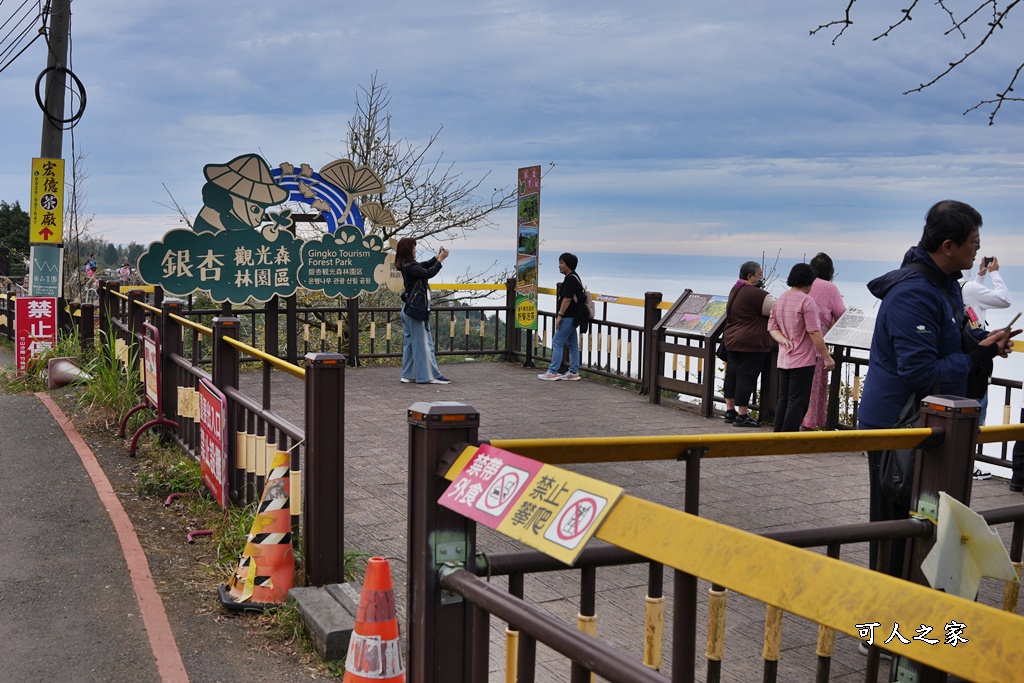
top-left (346, 297), bottom-right (360, 367)
top-left (160, 299), bottom-right (184, 424)
top-left (407, 402), bottom-right (486, 683)
top-left (212, 317), bottom-right (241, 501)
top-left (505, 277), bottom-right (518, 361)
top-left (640, 291), bottom-right (663, 397)
top-left (78, 303), bottom-right (94, 351)
top-left (126, 289), bottom-right (146, 375)
top-left (898, 395), bottom-right (981, 683)
top-left (303, 352), bottom-right (346, 586)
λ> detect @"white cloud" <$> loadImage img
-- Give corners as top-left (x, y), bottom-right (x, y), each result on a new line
top-left (2, 0), bottom-right (1023, 265)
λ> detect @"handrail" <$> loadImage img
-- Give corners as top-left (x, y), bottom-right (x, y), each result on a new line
top-left (978, 422), bottom-right (1024, 444)
top-left (223, 335), bottom-right (306, 379)
top-left (597, 494), bottom-right (1024, 683)
top-left (110, 289), bottom-right (128, 301)
top-left (169, 313), bottom-right (213, 336)
top-left (136, 300), bottom-right (161, 315)
top-left (430, 283), bottom-right (505, 291)
top-left (439, 567), bottom-right (666, 683)
top-left (485, 427), bottom-right (944, 465)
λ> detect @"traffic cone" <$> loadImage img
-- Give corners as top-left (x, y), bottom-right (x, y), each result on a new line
top-left (219, 450), bottom-right (294, 611)
top-left (343, 557), bottom-right (405, 682)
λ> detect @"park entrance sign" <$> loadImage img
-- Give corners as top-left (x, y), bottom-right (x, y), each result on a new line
top-left (138, 154), bottom-right (395, 303)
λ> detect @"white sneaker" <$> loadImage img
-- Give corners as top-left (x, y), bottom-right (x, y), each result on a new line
top-left (537, 371), bottom-right (561, 381)
top-left (428, 376), bottom-right (451, 385)
top-left (973, 468), bottom-right (992, 480)
top-left (400, 377), bottom-right (413, 384)
top-left (559, 372), bottom-right (581, 381)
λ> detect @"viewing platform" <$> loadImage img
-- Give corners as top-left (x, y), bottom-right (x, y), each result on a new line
top-left (241, 359), bottom-right (1024, 682)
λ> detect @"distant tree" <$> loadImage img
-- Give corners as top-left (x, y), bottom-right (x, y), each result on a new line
top-left (125, 242), bottom-right (145, 263)
top-left (814, 1), bottom-right (1023, 123)
top-left (102, 243), bottom-right (118, 267)
top-left (0, 200), bottom-right (30, 259)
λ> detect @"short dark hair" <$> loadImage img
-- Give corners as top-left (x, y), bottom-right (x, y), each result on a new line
top-left (395, 237), bottom-right (416, 270)
top-left (920, 200), bottom-right (982, 252)
top-left (739, 260), bottom-right (760, 280)
top-left (809, 253), bottom-right (834, 281)
top-left (786, 263), bottom-right (816, 288)
top-left (559, 252), bottom-right (578, 271)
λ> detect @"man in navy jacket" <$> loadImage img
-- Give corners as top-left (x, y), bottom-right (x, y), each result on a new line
top-left (860, 200), bottom-right (1015, 577)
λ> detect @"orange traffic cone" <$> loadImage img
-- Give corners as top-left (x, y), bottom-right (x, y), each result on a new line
top-left (343, 557), bottom-right (405, 682)
top-left (219, 450), bottom-right (294, 611)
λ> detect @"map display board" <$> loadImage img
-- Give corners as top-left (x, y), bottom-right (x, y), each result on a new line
top-left (662, 293), bottom-right (729, 335)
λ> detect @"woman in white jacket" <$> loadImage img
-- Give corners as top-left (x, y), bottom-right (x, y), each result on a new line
top-left (962, 255), bottom-right (1011, 327)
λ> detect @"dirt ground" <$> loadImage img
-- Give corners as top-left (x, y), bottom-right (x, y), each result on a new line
top-left (54, 391), bottom-right (336, 682)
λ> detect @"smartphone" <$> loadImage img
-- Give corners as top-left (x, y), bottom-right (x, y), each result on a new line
top-left (983, 256), bottom-right (994, 267)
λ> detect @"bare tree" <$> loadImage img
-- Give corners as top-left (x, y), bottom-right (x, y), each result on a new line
top-left (813, 1), bottom-right (1023, 124)
top-left (343, 72), bottom-right (519, 246)
top-left (62, 149), bottom-right (95, 302)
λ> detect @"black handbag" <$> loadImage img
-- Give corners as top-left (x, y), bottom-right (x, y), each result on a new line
top-left (878, 395), bottom-right (921, 507)
top-left (715, 341), bottom-right (728, 362)
top-left (403, 279), bottom-right (430, 321)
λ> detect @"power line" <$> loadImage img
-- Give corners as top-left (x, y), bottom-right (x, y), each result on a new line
top-left (0, 0), bottom-right (44, 74)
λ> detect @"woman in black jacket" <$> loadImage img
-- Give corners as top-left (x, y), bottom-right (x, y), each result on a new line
top-left (396, 237), bottom-right (451, 384)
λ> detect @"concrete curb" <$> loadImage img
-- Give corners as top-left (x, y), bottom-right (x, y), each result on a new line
top-left (289, 582), bottom-right (361, 660)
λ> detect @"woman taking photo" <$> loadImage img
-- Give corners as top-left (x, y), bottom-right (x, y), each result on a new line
top-left (396, 237), bottom-right (451, 385)
top-left (768, 263), bottom-right (835, 432)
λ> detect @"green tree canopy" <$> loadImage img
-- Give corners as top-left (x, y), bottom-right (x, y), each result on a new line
top-left (0, 200), bottom-right (30, 258)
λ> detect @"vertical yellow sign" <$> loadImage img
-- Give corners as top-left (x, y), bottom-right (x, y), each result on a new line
top-left (30, 157), bottom-right (64, 244)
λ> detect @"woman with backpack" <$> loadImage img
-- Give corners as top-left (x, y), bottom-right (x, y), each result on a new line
top-left (538, 252), bottom-right (585, 381)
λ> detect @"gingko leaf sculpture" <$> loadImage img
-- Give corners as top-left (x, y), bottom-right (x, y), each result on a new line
top-left (318, 159), bottom-right (386, 225)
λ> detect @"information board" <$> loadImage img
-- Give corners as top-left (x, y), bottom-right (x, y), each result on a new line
top-left (662, 293), bottom-right (729, 335)
top-left (824, 306), bottom-right (878, 350)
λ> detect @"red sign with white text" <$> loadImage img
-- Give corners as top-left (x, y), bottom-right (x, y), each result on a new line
top-left (199, 378), bottom-right (229, 510)
top-left (15, 296), bottom-right (57, 375)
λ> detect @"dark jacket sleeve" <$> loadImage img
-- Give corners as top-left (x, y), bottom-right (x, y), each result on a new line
top-left (403, 258), bottom-right (442, 292)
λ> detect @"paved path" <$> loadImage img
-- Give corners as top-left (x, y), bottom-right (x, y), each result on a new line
top-left (240, 359), bottom-right (1024, 682)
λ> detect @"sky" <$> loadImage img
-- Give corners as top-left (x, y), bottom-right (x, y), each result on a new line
top-left (2, 0), bottom-right (1023, 266)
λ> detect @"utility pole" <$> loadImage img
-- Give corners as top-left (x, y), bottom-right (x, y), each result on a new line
top-left (39, 0), bottom-right (72, 159)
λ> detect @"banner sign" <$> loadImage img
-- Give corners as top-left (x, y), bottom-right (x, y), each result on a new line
top-left (15, 296), bottom-right (57, 375)
top-left (30, 158), bottom-right (64, 244)
top-left (199, 378), bottom-right (229, 510)
top-left (137, 154), bottom-right (391, 304)
top-left (440, 444), bottom-right (623, 565)
top-left (29, 244), bottom-right (63, 297)
top-left (142, 323), bottom-right (160, 409)
top-left (515, 166), bottom-right (541, 330)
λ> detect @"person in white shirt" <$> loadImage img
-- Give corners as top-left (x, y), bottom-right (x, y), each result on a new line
top-left (961, 255), bottom-right (1012, 463)
top-left (962, 255), bottom-right (1011, 326)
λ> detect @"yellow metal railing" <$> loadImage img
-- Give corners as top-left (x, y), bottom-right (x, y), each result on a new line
top-left (598, 495), bottom-right (1022, 683)
top-left (223, 335), bottom-right (305, 380)
top-left (169, 313), bottom-right (212, 336)
top-left (487, 427), bottom-right (973, 464)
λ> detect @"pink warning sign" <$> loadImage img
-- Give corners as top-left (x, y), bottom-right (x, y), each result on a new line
top-left (439, 444), bottom-right (544, 529)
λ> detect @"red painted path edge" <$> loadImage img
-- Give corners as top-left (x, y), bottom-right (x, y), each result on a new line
top-left (37, 393), bottom-right (189, 683)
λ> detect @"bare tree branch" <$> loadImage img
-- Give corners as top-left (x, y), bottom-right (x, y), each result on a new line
top-left (816, 0), bottom-right (1023, 122)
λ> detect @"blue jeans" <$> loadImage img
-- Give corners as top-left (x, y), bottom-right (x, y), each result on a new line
top-left (401, 310), bottom-right (442, 383)
top-left (548, 317), bottom-right (580, 374)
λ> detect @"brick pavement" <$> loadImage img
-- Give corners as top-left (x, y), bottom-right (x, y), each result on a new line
top-left (240, 360), bottom-right (1024, 682)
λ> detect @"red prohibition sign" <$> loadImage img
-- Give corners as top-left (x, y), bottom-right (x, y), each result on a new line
top-left (556, 497), bottom-right (597, 540)
top-left (484, 471), bottom-right (521, 510)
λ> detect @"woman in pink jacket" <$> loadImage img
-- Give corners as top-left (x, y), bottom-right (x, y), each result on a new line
top-left (768, 263), bottom-right (835, 432)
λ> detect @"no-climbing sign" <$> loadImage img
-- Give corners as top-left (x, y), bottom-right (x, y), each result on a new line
top-left (440, 444), bottom-right (623, 565)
